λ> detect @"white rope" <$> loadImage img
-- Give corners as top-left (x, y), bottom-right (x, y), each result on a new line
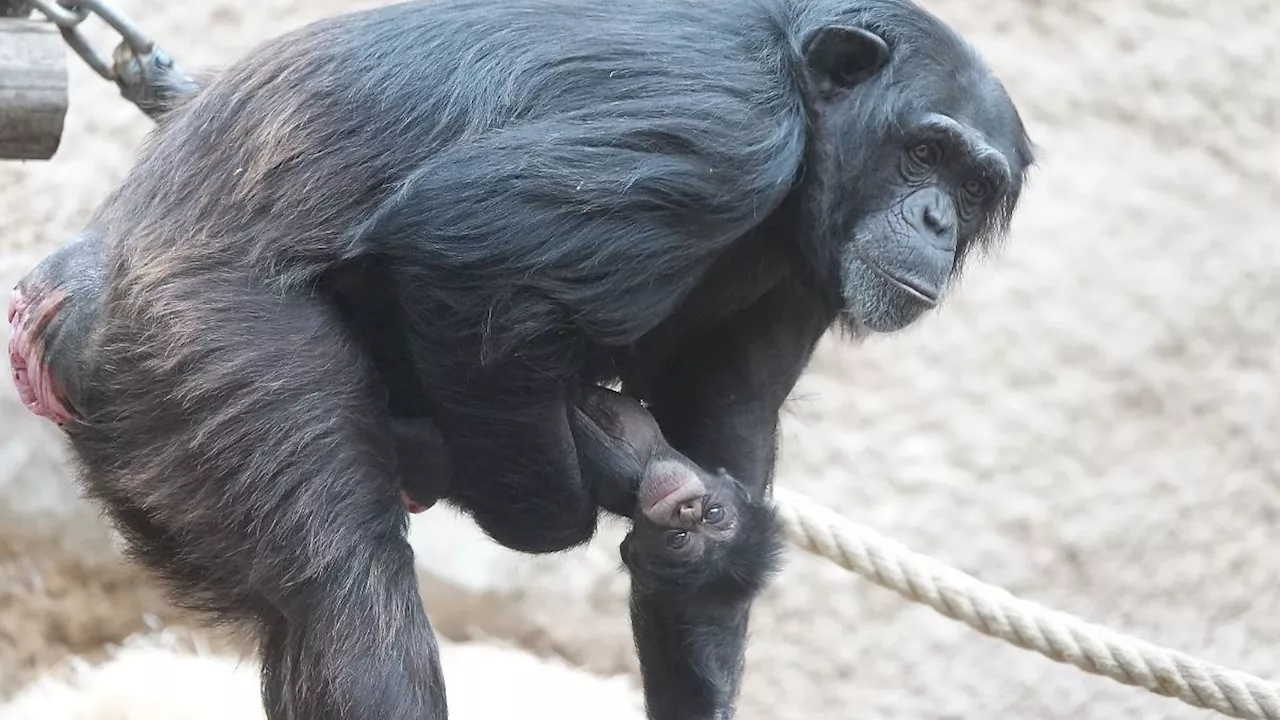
top-left (772, 487), bottom-right (1280, 720)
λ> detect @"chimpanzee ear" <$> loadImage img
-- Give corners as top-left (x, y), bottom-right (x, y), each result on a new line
top-left (803, 26), bottom-right (891, 95)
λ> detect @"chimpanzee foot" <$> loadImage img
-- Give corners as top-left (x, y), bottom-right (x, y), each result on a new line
top-left (8, 286), bottom-right (77, 426)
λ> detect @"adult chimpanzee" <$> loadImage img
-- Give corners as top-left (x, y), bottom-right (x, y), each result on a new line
top-left (7, 0), bottom-right (1034, 717)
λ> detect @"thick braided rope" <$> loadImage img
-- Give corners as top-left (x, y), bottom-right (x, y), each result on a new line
top-left (771, 487), bottom-right (1280, 719)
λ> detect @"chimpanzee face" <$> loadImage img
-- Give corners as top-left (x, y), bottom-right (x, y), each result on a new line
top-left (622, 466), bottom-right (745, 569)
top-left (800, 22), bottom-right (1034, 333)
top-left (620, 466), bottom-right (781, 601)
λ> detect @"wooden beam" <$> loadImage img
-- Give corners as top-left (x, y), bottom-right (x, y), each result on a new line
top-left (0, 18), bottom-right (68, 160)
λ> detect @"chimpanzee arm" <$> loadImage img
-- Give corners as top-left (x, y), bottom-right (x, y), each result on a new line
top-left (388, 390), bottom-right (648, 519)
top-left (625, 276), bottom-right (835, 720)
top-left (350, 111), bottom-right (802, 555)
top-left (644, 276), bottom-right (835, 494)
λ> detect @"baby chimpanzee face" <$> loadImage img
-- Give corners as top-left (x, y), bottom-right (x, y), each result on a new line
top-left (570, 385), bottom-right (782, 599)
top-left (629, 460), bottom-right (744, 563)
top-left (620, 462), bottom-right (767, 596)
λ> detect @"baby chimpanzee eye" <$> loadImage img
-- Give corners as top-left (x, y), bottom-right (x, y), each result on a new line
top-left (667, 531), bottom-right (690, 550)
top-left (704, 504), bottom-right (725, 523)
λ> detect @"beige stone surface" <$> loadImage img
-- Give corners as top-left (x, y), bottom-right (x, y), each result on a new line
top-left (3, 1), bottom-right (1279, 718)
top-left (0, 633), bottom-right (642, 719)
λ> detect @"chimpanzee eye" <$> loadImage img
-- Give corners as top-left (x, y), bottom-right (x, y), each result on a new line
top-left (704, 504), bottom-right (725, 523)
top-left (963, 178), bottom-right (992, 199)
top-left (909, 141), bottom-right (940, 166)
top-left (667, 531), bottom-right (690, 550)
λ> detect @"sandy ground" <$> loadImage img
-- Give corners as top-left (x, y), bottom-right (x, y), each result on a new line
top-left (2, 1), bottom-right (1279, 718)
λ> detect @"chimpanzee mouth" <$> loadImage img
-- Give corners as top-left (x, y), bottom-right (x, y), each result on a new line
top-left (640, 459), bottom-right (707, 525)
top-left (851, 249), bottom-right (940, 306)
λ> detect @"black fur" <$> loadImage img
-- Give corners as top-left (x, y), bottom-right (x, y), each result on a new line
top-left (8, 0), bottom-right (1033, 718)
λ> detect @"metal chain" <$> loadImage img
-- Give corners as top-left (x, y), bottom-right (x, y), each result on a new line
top-left (23, 0), bottom-right (197, 119)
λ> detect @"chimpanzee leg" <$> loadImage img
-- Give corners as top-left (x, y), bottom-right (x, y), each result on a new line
top-left (63, 272), bottom-right (446, 720)
top-left (624, 277), bottom-right (834, 720)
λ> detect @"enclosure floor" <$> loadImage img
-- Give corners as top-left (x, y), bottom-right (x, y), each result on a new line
top-left (2, 1), bottom-right (1279, 718)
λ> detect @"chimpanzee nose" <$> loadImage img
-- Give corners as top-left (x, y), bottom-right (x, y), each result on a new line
top-left (923, 205), bottom-right (948, 235)
top-left (909, 189), bottom-right (956, 250)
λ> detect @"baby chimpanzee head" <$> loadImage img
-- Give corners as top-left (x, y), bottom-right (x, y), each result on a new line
top-left (574, 386), bottom-right (785, 604)
top-left (622, 461), bottom-right (784, 604)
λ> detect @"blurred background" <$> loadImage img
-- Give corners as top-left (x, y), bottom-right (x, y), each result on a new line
top-left (2, 1), bottom-right (1278, 718)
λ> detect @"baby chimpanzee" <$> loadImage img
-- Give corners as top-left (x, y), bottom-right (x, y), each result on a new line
top-left (571, 389), bottom-right (787, 702)
top-left (569, 389), bottom-right (785, 601)
top-left (392, 387), bottom-right (785, 702)
top-left (394, 387), bottom-right (784, 600)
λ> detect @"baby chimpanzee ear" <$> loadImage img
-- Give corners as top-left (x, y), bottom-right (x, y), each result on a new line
top-left (803, 25), bottom-right (891, 95)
